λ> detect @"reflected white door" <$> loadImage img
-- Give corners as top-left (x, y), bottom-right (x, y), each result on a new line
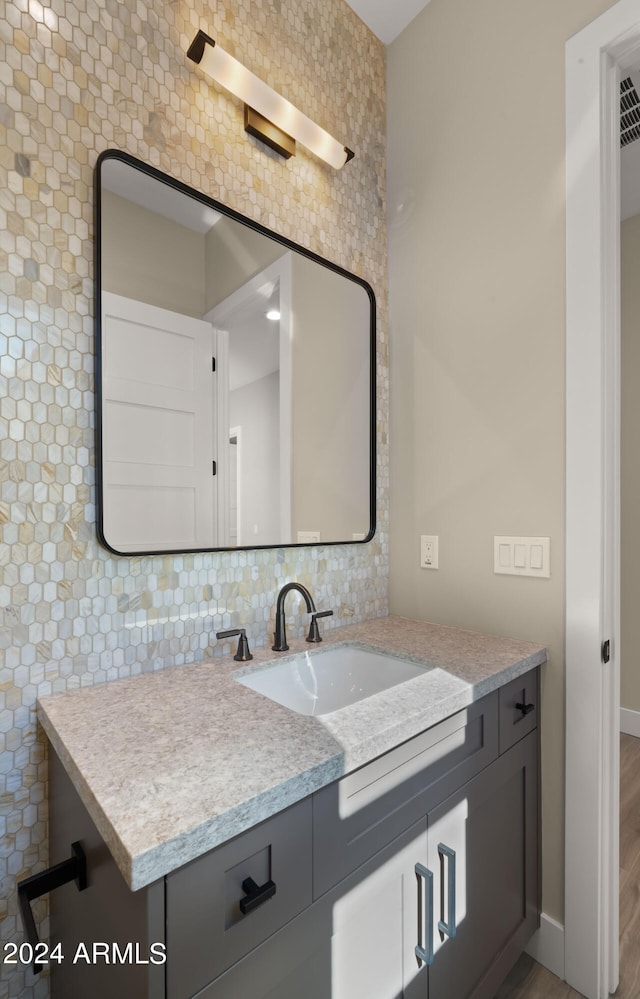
top-left (205, 255), bottom-right (292, 545)
top-left (101, 291), bottom-right (216, 551)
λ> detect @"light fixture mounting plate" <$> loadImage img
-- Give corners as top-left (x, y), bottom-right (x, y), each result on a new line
top-left (186, 29), bottom-right (213, 65)
top-left (244, 106), bottom-right (295, 159)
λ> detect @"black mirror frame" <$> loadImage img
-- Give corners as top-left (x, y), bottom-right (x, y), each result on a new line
top-left (94, 149), bottom-right (376, 556)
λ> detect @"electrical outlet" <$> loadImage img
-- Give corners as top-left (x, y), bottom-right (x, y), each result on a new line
top-left (420, 535), bottom-right (439, 569)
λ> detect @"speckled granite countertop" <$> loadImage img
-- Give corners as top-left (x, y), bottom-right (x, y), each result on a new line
top-left (37, 615), bottom-right (546, 891)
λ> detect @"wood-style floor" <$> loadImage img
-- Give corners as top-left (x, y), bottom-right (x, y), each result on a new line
top-left (493, 733), bottom-right (640, 999)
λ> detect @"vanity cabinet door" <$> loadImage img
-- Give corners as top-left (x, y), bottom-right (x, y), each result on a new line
top-left (192, 901), bottom-right (334, 999)
top-left (325, 818), bottom-right (430, 999)
top-left (426, 731), bottom-right (539, 999)
top-left (165, 798), bottom-right (312, 999)
top-left (200, 818), bottom-right (430, 999)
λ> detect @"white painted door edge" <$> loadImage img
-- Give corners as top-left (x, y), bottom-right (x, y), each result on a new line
top-left (565, 2), bottom-right (640, 996)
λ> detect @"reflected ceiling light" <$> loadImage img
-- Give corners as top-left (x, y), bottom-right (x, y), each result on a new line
top-left (266, 309), bottom-right (281, 321)
top-left (187, 30), bottom-right (354, 169)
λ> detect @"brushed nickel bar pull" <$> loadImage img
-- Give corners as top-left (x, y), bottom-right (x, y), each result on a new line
top-left (415, 862), bottom-right (434, 967)
top-left (438, 842), bottom-right (456, 940)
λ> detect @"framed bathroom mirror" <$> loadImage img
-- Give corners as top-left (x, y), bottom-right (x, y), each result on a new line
top-left (95, 150), bottom-right (375, 555)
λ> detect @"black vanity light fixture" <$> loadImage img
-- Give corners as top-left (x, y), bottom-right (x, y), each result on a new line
top-left (186, 30), bottom-right (355, 169)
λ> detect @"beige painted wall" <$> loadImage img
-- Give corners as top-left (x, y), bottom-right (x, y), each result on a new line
top-left (621, 214), bottom-right (640, 712)
top-left (387, 0), bottom-right (616, 925)
top-left (101, 191), bottom-right (206, 316)
top-left (291, 253), bottom-right (372, 541)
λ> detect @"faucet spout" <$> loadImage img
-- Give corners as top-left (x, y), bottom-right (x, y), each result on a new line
top-left (272, 582), bottom-right (316, 652)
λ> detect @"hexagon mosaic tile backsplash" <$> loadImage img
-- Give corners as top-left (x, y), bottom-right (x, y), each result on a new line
top-left (0, 0), bottom-right (387, 994)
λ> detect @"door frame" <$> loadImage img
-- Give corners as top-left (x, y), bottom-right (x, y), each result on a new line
top-left (206, 255), bottom-right (293, 543)
top-left (565, 3), bottom-right (640, 996)
top-left (229, 425), bottom-right (242, 546)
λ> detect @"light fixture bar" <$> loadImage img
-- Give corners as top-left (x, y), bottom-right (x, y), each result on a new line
top-left (187, 30), bottom-right (354, 169)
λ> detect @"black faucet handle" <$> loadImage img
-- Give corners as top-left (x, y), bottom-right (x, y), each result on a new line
top-left (306, 609), bottom-right (333, 643)
top-left (216, 628), bottom-right (253, 661)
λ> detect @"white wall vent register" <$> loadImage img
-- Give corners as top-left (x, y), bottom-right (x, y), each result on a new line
top-left (621, 75), bottom-right (640, 147)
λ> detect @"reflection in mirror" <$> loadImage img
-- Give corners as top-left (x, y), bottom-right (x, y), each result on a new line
top-left (96, 152), bottom-right (375, 554)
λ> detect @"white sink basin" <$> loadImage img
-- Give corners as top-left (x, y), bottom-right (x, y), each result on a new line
top-left (235, 645), bottom-right (430, 716)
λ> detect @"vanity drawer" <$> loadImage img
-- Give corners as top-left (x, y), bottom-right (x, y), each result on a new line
top-left (165, 798), bottom-right (312, 999)
top-left (313, 691), bottom-right (499, 896)
top-left (499, 667), bottom-right (539, 754)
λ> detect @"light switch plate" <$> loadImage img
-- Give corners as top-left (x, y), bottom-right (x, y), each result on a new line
top-left (494, 536), bottom-right (550, 578)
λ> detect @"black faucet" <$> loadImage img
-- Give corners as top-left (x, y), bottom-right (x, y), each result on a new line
top-left (272, 582), bottom-right (333, 651)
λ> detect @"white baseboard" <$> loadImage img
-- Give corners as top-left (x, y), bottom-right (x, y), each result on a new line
top-left (525, 912), bottom-right (565, 981)
top-left (620, 706), bottom-right (640, 737)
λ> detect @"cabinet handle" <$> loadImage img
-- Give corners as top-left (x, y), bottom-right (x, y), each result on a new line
top-left (17, 842), bottom-right (87, 973)
top-left (414, 862), bottom-right (434, 966)
top-left (437, 843), bottom-right (456, 940)
top-left (239, 876), bottom-right (276, 914)
top-left (515, 701), bottom-right (535, 717)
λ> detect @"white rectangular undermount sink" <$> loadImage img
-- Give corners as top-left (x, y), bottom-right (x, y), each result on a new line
top-left (235, 644), bottom-right (431, 716)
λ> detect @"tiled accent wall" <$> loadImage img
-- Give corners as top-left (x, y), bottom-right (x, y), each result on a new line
top-left (0, 1), bottom-right (387, 995)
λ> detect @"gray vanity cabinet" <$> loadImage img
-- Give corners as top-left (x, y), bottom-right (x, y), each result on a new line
top-left (200, 819), bottom-right (430, 999)
top-left (47, 668), bottom-right (539, 999)
top-left (165, 797), bottom-right (313, 999)
top-left (426, 730), bottom-right (538, 998)
top-left (308, 728), bottom-right (538, 999)
top-left (312, 691), bottom-right (500, 897)
top-left (196, 723), bottom-right (538, 999)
